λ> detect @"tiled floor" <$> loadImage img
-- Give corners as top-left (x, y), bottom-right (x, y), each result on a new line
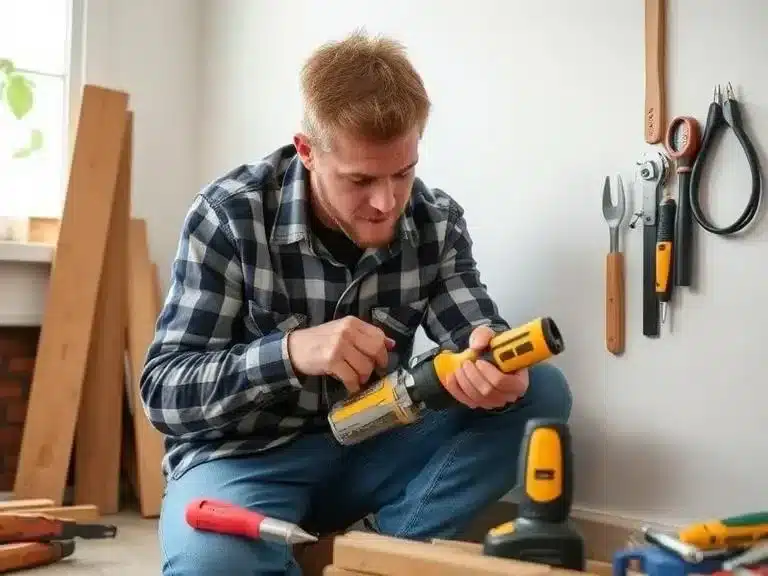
top-left (28, 512), bottom-right (159, 575)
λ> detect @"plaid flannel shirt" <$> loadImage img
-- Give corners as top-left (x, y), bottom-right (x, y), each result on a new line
top-left (140, 144), bottom-right (510, 480)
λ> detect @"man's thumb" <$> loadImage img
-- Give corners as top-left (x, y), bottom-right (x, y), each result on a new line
top-left (468, 325), bottom-right (494, 350)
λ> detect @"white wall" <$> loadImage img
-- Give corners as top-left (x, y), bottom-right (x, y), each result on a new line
top-left (198, 0), bottom-right (768, 526)
top-left (82, 0), bottom-right (202, 291)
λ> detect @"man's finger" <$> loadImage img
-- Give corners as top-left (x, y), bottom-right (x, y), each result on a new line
top-left (351, 327), bottom-right (390, 369)
top-left (342, 343), bottom-right (375, 384)
top-left (455, 363), bottom-right (489, 408)
top-left (443, 373), bottom-right (478, 409)
top-left (475, 361), bottom-right (524, 396)
top-left (462, 361), bottom-right (508, 408)
top-left (330, 359), bottom-right (362, 393)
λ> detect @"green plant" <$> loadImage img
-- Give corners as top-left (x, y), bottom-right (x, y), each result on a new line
top-left (0, 58), bottom-right (43, 159)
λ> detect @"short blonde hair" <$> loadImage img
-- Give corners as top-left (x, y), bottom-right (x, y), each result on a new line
top-left (300, 29), bottom-right (431, 149)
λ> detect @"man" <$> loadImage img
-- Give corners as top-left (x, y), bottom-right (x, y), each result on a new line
top-left (141, 30), bottom-right (572, 575)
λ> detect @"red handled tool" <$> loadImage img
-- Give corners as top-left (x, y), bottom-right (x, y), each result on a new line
top-left (185, 498), bottom-right (318, 545)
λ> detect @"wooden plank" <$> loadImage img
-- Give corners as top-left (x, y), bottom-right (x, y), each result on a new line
top-left (126, 218), bottom-right (165, 517)
top-left (0, 504), bottom-right (99, 522)
top-left (0, 500), bottom-right (54, 512)
top-left (12, 85), bottom-right (129, 504)
top-left (333, 531), bottom-right (558, 576)
top-left (430, 538), bottom-right (615, 576)
top-left (73, 110), bottom-right (133, 514)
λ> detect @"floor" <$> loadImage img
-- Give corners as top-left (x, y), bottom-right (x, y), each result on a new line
top-left (28, 512), bottom-right (159, 575)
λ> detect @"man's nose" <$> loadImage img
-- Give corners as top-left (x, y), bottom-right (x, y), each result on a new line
top-left (369, 180), bottom-right (396, 212)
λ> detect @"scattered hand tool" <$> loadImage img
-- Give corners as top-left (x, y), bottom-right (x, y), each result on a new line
top-left (665, 115), bottom-right (701, 288)
top-left (678, 511), bottom-right (768, 551)
top-left (483, 418), bottom-right (585, 571)
top-left (644, 0), bottom-right (666, 144)
top-left (642, 526), bottom-right (704, 564)
top-left (0, 541), bottom-right (75, 573)
top-left (655, 192), bottom-right (676, 325)
top-left (602, 175), bottom-right (626, 354)
top-left (327, 317), bottom-right (564, 446)
top-left (185, 498), bottom-right (318, 545)
top-left (724, 542), bottom-right (768, 571)
top-left (689, 83), bottom-right (763, 240)
top-left (0, 513), bottom-right (117, 544)
top-left (635, 151), bottom-right (670, 337)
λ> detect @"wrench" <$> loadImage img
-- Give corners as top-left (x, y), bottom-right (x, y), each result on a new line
top-left (637, 150), bottom-right (670, 337)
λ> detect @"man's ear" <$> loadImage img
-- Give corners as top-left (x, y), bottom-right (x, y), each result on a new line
top-left (293, 133), bottom-right (315, 170)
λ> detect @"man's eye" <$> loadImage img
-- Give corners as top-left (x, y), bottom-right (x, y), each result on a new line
top-left (351, 178), bottom-right (373, 186)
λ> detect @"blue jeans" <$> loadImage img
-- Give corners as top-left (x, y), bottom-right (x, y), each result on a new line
top-left (159, 362), bottom-right (572, 575)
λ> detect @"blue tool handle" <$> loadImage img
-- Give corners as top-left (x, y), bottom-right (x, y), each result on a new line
top-left (613, 549), bottom-right (643, 576)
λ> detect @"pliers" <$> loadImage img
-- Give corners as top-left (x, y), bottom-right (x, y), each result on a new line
top-left (689, 83), bottom-right (762, 236)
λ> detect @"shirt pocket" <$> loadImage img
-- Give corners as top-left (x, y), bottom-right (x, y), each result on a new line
top-left (371, 297), bottom-right (429, 371)
top-left (245, 301), bottom-right (308, 338)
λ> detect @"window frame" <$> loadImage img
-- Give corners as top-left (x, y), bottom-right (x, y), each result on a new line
top-left (0, 0), bottom-right (86, 219)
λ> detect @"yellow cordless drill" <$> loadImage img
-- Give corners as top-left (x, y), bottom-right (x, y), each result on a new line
top-left (483, 418), bottom-right (585, 571)
top-left (327, 317), bottom-right (565, 446)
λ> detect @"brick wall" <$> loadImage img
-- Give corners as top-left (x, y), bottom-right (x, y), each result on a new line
top-left (0, 327), bottom-right (39, 491)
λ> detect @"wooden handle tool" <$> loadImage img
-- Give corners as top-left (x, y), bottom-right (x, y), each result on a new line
top-left (606, 252), bottom-right (625, 354)
top-left (645, 0), bottom-right (666, 144)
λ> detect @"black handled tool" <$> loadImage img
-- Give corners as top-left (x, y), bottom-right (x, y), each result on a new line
top-left (690, 83), bottom-right (762, 238)
top-left (664, 116), bottom-right (701, 287)
top-left (636, 151), bottom-right (670, 338)
top-left (655, 195), bottom-right (676, 325)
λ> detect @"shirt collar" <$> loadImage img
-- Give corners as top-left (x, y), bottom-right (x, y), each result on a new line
top-left (269, 152), bottom-right (420, 248)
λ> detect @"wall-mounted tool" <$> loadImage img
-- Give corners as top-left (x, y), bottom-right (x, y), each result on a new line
top-left (644, 0), bottom-right (666, 144)
top-left (636, 151), bottom-right (670, 337)
top-left (665, 116), bottom-right (701, 288)
top-left (689, 83), bottom-right (763, 244)
top-left (602, 175), bottom-right (626, 354)
top-left (655, 192), bottom-right (676, 325)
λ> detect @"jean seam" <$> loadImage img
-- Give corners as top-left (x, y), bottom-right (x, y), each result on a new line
top-left (392, 430), bottom-right (469, 537)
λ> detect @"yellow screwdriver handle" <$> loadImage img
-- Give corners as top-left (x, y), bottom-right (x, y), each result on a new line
top-left (432, 317), bottom-right (565, 385)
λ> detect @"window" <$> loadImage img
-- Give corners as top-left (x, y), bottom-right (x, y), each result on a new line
top-left (0, 0), bottom-right (82, 219)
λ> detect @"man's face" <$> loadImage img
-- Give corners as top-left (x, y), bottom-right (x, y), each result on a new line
top-left (294, 127), bottom-right (419, 249)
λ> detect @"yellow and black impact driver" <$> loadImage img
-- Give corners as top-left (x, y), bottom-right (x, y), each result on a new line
top-left (327, 317), bottom-right (565, 446)
top-left (483, 418), bottom-right (585, 571)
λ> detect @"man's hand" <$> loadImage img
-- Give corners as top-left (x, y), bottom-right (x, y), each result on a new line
top-left (287, 316), bottom-right (395, 393)
top-left (442, 325), bottom-right (529, 410)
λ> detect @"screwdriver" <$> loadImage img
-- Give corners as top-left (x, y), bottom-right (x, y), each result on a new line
top-left (664, 115), bottom-right (701, 287)
top-left (185, 498), bottom-right (318, 545)
top-left (655, 194), bottom-right (676, 324)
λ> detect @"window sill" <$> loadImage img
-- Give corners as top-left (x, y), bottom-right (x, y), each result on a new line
top-left (0, 241), bottom-right (54, 264)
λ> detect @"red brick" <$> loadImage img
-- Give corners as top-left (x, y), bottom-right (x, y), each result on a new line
top-left (0, 381), bottom-right (24, 398)
top-left (5, 402), bottom-right (27, 424)
top-left (0, 327), bottom-right (38, 488)
top-left (8, 357), bottom-right (34, 375)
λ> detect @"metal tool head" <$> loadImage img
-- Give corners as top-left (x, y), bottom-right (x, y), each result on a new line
top-left (602, 174), bottom-right (626, 226)
top-left (636, 150), bottom-right (670, 184)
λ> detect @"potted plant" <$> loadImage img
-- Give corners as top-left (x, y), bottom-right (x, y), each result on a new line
top-left (0, 58), bottom-right (43, 242)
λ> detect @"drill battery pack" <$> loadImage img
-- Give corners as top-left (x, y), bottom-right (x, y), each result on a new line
top-left (483, 517), bottom-right (585, 571)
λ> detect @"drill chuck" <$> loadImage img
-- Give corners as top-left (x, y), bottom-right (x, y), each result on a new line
top-left (327, 317), bottom-right (565, 446)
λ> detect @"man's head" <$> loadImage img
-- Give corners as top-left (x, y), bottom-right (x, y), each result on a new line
top-left (293, 30), bottom-right (431, 249)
